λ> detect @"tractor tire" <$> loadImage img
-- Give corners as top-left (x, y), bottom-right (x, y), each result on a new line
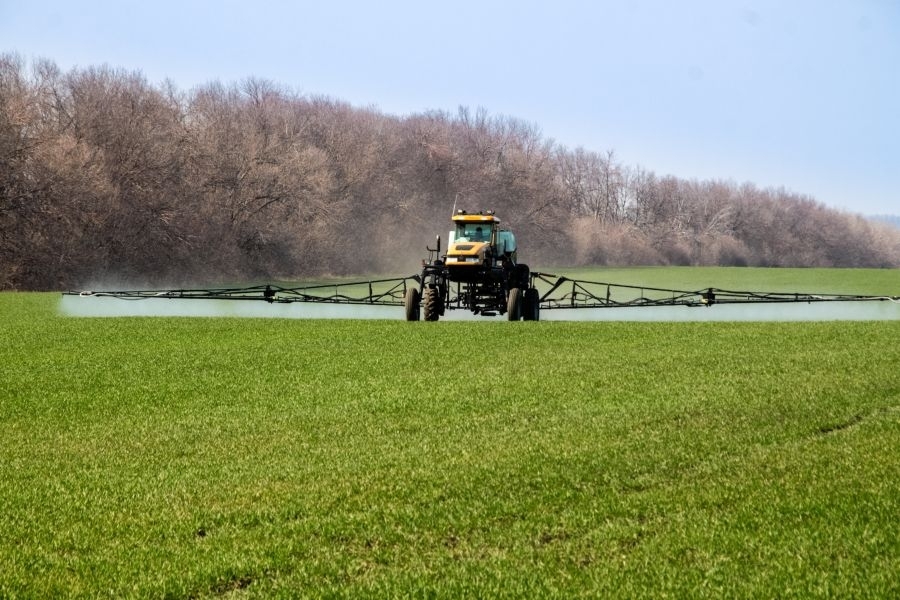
top-left (507, 287), bottom-right (523, 321)
top-left (520, 264), bottom-right (531, 289)
top-left (523, 287), bottom-right (540, 321)
top-left (511, 264), bottom-right (530, 289)
top-left (423, 287), bottom-right (441, 321)
top-left (404, 287), bottom-right (420, 321)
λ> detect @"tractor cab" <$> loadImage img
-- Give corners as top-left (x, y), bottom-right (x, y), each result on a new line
top-left (446, 210), bottom-right (517, 266)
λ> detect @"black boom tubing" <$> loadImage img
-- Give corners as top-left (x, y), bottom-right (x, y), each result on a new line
top-left (529, 273), bottom-right (900, 309)
top-left (65, 277), bottom-right (419, 306)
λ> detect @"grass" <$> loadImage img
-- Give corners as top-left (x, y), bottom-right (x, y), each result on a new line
top-left (2, 268), bottom-right (899, 597)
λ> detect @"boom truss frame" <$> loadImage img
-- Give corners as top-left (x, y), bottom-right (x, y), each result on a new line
top-left (530, 273), bottom-right (900, 309)
top-left (65, 273), bottom-right (900, 310)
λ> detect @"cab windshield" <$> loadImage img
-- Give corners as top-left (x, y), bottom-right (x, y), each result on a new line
top-left (454, 223), bottom-right (491, 242)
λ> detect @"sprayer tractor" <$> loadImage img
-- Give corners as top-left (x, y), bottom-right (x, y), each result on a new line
top-left (404, 210), bottom-right (540, 321)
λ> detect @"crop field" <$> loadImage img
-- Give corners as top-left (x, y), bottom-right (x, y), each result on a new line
top-left (2, 268), bottom-right (899, 598)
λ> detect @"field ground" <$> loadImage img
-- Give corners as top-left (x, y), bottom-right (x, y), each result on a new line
top-left (2, 268), bottom-right (899, 597)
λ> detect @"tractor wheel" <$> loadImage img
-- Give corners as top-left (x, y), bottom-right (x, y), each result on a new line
top-left (518, 264), bottom-right (531, 289)
top-left (523, 288), bottom-right (540, 321)
top-left (511, 264), bottom-right (530, 289)
top-left (507, 287), bottom-right (523, 321)
top-left (423, 287), bottom-right (441, 321)
top-left (404, 287), bottom-right (420, 321)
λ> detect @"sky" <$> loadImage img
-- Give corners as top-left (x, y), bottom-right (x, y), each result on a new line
top-left (2, 0), bottom-right (898, 216)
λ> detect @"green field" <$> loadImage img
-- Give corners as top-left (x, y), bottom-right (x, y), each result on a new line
top-left (2, 268), bottom-right (899, 598)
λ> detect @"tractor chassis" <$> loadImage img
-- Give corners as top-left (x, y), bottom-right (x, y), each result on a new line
top-left (405, 260), bottom-right (540, 321)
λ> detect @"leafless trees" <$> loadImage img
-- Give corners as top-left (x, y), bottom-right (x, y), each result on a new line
top-left (1, 55), bottom-right (898, 290)
top-left (560, 160), bottom-right (900, 269)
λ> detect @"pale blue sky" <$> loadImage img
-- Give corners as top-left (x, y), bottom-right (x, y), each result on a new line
top-left (2, 0), bottom-right (898, 215)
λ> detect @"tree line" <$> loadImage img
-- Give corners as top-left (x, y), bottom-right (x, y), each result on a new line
top-left (2, 54), bottom-right (899, 290)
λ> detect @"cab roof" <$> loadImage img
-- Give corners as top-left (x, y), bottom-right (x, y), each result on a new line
top-left (451, 210), bottom-right (500, 223)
